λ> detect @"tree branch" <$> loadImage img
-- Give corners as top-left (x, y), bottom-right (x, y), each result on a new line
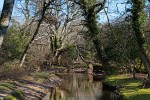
top-left (20, 0), bottom-right (55, 67)
top-left (95, 0), bottom-right (106, 13)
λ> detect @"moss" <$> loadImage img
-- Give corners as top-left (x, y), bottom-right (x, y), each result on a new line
top-left (105, 74), bottom-right (150, 100)
top-left (31, 72), bottom-right (50, 79)
top-left (0, 82), bottom-right (16, 91)
top-left (3, 95), bottom-right (17, 100)
top-left (11, 90), bottom-right (25, 100)
top-left (0, 82), bottom-right (15, 87)
top-left (26, 72), bottom-right (60, 84)
top-left (0, 72), bottom-right (60, 100)
top-left (1, 83), bottom-right (15, 89)
top-left (0, 86), bottom-right (11, 91)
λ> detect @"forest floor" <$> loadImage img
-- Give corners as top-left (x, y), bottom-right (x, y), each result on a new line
top-left (0, 71), bottom-right (62, 100)
top-left (105, 73), bottom-right (150, 100)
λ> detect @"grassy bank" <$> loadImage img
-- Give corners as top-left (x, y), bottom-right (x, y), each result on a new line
top-left (105, 74), bottom-right (150, 100)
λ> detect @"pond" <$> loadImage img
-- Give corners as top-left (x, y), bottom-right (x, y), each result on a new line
top-left (52, 74), bottom-right (115, 100)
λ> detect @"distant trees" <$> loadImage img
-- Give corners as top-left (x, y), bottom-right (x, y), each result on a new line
top-left (0, 0), bottom-right (150, 76)
top-left (20, 0), bottom-right (55, 67)
top-left (10, 0), bottom-right (82, 67)
top-left (0, 0), bottom-right (15, 48)
top-left (48, 0), bottom-right (82, 65)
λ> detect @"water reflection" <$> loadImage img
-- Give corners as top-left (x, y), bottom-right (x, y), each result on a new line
top-left (52, 74), bottom-right (114, 100)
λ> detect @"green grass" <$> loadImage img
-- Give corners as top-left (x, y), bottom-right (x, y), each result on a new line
top-left (31, 72), bottom-right (50, 79)
top-left (0, 82), bottom-right (24, 100)
top-left (105, 74), bottom-right (150, 100)
top-left (3, 95), bottom-right (17, 100)
top-left (0, 82), bottom-right (16, 91)
top-left (27, 72), bottom-right (59, 83)
top-left (3, 89), bottom-right (25, 100)
top-left (11, 90), bottom-right (24, 100)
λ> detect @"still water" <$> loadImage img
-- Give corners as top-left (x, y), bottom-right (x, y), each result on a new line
top-left (53, 74), bottom-right (114, 100)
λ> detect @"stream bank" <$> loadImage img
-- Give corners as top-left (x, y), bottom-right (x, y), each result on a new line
top-left (0, 71), bottom-right (62, 100)
top-left (104, 74), bottom-right (150, 100)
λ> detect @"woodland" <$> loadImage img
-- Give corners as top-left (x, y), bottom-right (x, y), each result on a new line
top-left (0, 0), bottom-right (150, 100)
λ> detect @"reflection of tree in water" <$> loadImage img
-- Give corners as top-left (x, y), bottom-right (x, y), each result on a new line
top-left (51, 74), bottom-right (113, 100)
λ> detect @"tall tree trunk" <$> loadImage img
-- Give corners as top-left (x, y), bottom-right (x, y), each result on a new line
top-left (86, 10), bottom-right (110, 67)
top-left (93, 38), bottom-right (109, 67)
top-left (132, 0), bottom-right (150, 77)
top-left (0, 0), bottom-right (15, 48)
top-left (138, 44), bottom-right (150, 77)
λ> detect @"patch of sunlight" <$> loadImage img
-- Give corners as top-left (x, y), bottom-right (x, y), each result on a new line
top-left (108, 74), bottom-right (131, 79)
top-left (107, 76), bottom-right (124, 80)
top-left (36, 78), bottom-right (46, 83)
top-left (125, 82), bottom-right (140, 87)
top-left (121, 85), bottom-right (150, 100)
top-left (105, 74), bottom-right (133, 85)
top-left (124, 89), bottom-right (150, 100)
top-left (24, 76), bottom-right (34, 81)
top-left (106, 74), bottom-right (150, 100)
top-left (123, 92), bottom-right (134, 98)
top-left (138, 88), bottom-right (150, 94)
top-left (3, 95), bottom-right (17, 100)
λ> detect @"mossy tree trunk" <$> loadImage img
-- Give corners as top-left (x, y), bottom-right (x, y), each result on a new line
top-left (75, 0), bottom-right (110, 68)
top-left (132, 0), bottom-right (150, 77)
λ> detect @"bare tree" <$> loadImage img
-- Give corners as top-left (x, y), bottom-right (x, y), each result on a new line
top-left (20, 0), bottom-right (55, 67)
top-left (44, 0), bottom-right (82, 64)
